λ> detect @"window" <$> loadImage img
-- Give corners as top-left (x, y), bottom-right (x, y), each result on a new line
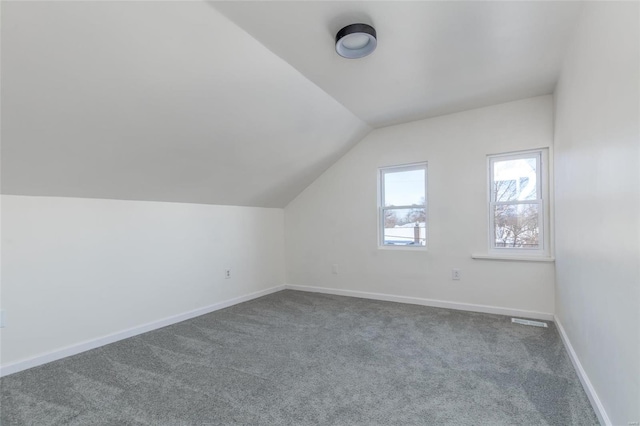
top-left (379, 162), bottom-right (427, 247)
top-left (488, 149), bottom-right (549, 254)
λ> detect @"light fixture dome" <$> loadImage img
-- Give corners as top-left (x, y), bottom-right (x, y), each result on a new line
top-left (335, 23), bottom-right (377, 59)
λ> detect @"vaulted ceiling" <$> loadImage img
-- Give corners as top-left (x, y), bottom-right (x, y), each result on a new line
top-left (1, 1), bottom-right (583, 207)
top-left (215, 1), bottom-right (582, 127)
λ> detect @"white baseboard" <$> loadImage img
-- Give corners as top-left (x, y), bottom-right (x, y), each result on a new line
top-left (285, 284), bottom-right (554, 321)
top-left (0, 284), bottom-right (286, 377)
top-left (554, 316), bottom-right (610, 426)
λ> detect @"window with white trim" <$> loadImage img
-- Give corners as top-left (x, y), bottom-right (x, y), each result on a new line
top-left (379, 162), bottom-right (427, 247)
top-left (488, 149), bottom-right (549, 254)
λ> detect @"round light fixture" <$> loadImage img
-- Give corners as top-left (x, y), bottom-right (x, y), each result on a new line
top-left (335, 23), bottom-right (377, 59)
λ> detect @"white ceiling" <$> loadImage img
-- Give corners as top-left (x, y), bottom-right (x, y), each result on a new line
top-left (1, 1), bottom-right (583, 207)
top-left (214, 1), bottom-right (583, 127)
top-left (1, 1), bottom-right (370, 207)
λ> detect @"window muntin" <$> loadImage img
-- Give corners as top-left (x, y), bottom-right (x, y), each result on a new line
top-left (489, 150), bottom-right (547, 253)
top-left (379, 163), bottom-right (427, 247)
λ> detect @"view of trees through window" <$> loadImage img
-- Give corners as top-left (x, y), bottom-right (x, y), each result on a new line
top-left (384, 198), bottom-right (426, 228)
top-left (380, 165), bottom-right (426, 246)
top-left (491, 156), bottom-right (540, 249)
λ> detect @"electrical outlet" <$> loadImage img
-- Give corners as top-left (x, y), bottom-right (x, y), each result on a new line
top-left (332, 264), bottom-right (339, 274)
top-left (452, 269), bottom-right (461, 281)
top-left (224, 269), bottom-right (231, 279)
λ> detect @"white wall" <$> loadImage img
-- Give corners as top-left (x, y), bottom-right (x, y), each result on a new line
top-left (0, 195), bottom-right (285, 367)
top-left (285, 96), bottom-right (555, 316)
top-left (554, 3), bottom-right (640, 425)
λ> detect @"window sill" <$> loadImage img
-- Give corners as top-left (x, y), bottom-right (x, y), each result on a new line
top-left (471, 253), bottom-right (555, 262)
top-left (379, 245), bottom-right (428, 252)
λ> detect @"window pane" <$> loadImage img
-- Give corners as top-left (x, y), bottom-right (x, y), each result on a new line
top-left (383, 208), bottom-right (426, 246)
top-left (493, 157), bottom-right (537, 201)
top-left (384, 169), bottom-right (425, 207)
top-left (493, 203), bottom-right (539, 248)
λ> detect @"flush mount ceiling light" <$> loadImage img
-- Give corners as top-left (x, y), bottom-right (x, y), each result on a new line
top-left (335, 23), bottom-right (377, 59)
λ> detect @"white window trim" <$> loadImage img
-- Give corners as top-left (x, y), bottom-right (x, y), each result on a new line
top-left (471, 253), bottom-right (555, 262)
top-left (378, 162), bottom-right (428, 250)
top-left (483, 148), bottom-right (551, 259)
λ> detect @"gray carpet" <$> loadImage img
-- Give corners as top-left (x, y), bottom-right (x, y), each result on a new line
top-left (1, 290), bottom-right (598, 425)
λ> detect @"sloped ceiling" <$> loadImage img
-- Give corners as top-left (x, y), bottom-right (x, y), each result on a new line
top-left (1, 1), bottom-right (370, 207)
top-left (1, 1), bottom-right (582, 207)
top-left (214, 1), bottom-right (583, 128)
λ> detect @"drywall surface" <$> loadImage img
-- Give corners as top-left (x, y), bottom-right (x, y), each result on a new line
top-left (0, 195), bottom-right (285, 366)
top-left (554, 3), bottom-right (640, 424)
top-left (285, 96), bottom-right (555, 315)
top-left (2, 2), bottom-right (369, 208)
